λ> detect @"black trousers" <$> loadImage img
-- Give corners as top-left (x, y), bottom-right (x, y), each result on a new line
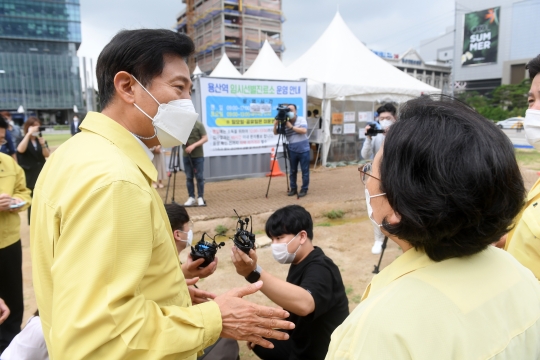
top-left (0, 240), bottom-right (23, 353)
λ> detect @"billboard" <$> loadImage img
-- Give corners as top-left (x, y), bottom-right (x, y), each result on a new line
top-left (199, 77), bottom-right (307, 157)
top-left (462, 7), bottom-right (500, 66)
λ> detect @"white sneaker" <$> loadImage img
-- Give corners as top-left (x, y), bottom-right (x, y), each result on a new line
top-left (371, 240), bottom-right (383, 255)
top-left (197, 197), bottom-right (206, 206)
top-left (184, 197), bottom-right (195, 206)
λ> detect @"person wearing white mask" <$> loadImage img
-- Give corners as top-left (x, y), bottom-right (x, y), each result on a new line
top-left (30, 29), bottom-right (294, 360)
top-left (231, 205), bottom-right (349, 360)
top-left (164, 202), bottom-right (242, 359)
top-left (504, 54), bottom-right (540, 279)
top-left (326, 96), bottom-right (540, 359)
top-left (361, 103), bottom-right (397, 255)
top-left (164, 203), bottom-right (218, 281)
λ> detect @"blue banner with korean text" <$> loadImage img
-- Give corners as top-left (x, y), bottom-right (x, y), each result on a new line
top-left (200, 77), bottom-right (307, 157)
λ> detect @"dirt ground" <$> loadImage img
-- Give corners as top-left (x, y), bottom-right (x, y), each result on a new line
top-left (17, 165), bottom-right (539, 358)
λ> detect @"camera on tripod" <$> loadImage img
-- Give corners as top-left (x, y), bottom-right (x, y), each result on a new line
top-left (365, 122), bottom-right (385, 137)
top-left (274, 104), bottom-right (291, 134)
top-left (231, 210), bottom-right (256, 254)
top-left (190, 233), bottom-right (225, 267)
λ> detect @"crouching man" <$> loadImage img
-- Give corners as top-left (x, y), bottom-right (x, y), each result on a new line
top-left (231, 205), bottom-right (349, 360)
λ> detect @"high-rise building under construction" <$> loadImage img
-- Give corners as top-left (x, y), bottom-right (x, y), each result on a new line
top-left (176, 0), bottom-right (284, 74)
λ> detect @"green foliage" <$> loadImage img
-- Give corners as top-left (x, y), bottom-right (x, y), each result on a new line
top-left (52, 125), bottom-right (70, 131)
top-left (345, 285), bottom-right (354, 295)
top-left (459, 79), bottom-right (530, 121)
top-left (491, 79), bottom-right (531, 110)
top-left (214, 225), bottom-right (228, 236)
top-left (324, 209), bottom-right (344, 219)
top-left (351, 295), bottom-right (361, 304)
top-left (316, 222), bottom-right (332, 227)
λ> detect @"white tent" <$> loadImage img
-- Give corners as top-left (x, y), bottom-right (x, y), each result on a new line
top-left (286, 12), bottom-right (440, 165)
top-left (209, 53), bottom-right (243, 78)
top-left (243, 40), bottom-right (296, 80)
top-left (192, 64), bottom-right (203, 76)
top-left (287, 12), bottom-right (439, 102)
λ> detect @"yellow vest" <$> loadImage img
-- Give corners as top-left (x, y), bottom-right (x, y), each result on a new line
top-left (31, 112), bottom-right (221, 359)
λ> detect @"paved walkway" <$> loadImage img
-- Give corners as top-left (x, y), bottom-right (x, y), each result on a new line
top-left (156, 165), bottom-right (364, 220)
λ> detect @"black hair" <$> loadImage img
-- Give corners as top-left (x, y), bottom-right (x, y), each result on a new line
top-left (313, 109), bottom-right (319, 116)
top-left (307, 110), bottom-right (312, 117)
top-left (377, 103), bottom-right (397, 117)
top-left (96, 29), bottom-right (195, 110)
top-left (164, 203), bottom-right (190, 231)
top-left (265, 205), bottom-right (313, 240)
top-left (527, 54), bottom-right (540, 80)
top-left (379, 95), bottom-right (525, 262)
top-left (0, 115), bottom-right (7, 129)
top-left (288, 104), bottom-right (297, 111)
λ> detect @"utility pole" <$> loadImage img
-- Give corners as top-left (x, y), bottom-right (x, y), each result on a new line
top-left (240, 0), bottom-right (245, 74)
top-left (186, 0), bottom-right (195, 72)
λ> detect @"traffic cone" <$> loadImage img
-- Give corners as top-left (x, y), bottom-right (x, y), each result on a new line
top-left (266, 147), bottom-right (285, 177)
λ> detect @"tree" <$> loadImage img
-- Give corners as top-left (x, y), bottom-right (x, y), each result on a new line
top-left (458, 79), bottom-right (530, 121)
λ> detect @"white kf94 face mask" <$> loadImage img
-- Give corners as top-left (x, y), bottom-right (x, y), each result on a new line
top-left (524, 109), bottom-right (540, 151)
top-left (131, 76), bottom-right (199, 148)
top-left (271, 233), bottom-right (302, 264)
top-left (365, 188), bottom-right (386, 228)
top-left (179, 229), bottom-right (193, 246)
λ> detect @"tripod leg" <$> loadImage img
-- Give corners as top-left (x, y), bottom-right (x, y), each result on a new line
top-left (282, 138), bottom-right (290, 192)
top-left (165, 172), bottom-right (172, 204)
top-left (265, 133), bottom-right (281, 198)
top-left (172, 170), bottom-right (178, 204)
top-left (314, 143), bottom-right (321, 170)
top-left (372, 236), bottom-right (389, 274)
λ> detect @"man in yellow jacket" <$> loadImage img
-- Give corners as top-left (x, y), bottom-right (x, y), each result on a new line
top-left (0, 116), bottom-right (31, 353)
top-left (505, 54), bottom-right (540, 279)
top-left (31, 29), bottom-right (293, 359)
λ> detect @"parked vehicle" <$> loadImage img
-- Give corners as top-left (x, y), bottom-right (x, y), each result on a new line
top-left (496, 117), bottom-right (524, 129)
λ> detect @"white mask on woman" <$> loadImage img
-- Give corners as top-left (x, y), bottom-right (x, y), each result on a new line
top-left (132, 76), bottom-right (199, 148)
top-left (524, 109), bottom-right (540, 150)
top-left (365, 188), bottom-right (386, 228)
top-left (271, 233), bottom-right (301, 264)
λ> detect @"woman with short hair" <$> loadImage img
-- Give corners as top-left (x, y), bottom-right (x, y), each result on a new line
top-left (326, 96), bottom-right (540, 359)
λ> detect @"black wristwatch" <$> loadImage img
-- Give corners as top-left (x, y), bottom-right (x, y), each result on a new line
top-left (245, 265), bottom-right (262, 283)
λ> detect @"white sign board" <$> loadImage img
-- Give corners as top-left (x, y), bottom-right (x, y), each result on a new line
top-left (200, 77), bottom-right (307, 157)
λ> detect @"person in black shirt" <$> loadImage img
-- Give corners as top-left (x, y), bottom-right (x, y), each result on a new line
top-left (231, 205), bottom-right (349, 360)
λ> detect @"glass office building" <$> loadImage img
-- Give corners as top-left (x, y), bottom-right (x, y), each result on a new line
top-left (0, 0), bottom-right (83, 124)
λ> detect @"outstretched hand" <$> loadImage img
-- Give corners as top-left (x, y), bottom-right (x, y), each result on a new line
top-left (231, 246), bottom-right (257, 277)
top-left (214, 281), bottom-right (294, 349)
top-left (186, 277), bottom-right (216, 304)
